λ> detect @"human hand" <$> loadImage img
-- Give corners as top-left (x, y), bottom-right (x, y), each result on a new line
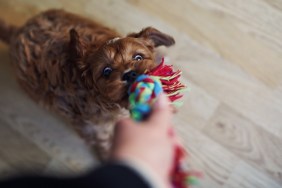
top-left (111, 93), bottom-right (176, 187)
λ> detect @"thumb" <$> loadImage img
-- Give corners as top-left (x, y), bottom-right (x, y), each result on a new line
top-left (115, 118), bottom-right (135, 132)
top-left (148, 93), bottom-right (172, 127)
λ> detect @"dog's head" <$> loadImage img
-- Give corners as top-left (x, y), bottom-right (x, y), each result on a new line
top-left (70, 27), bottom-right (175, 108)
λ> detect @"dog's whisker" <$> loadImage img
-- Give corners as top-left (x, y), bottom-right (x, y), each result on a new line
top-left (123, 69), bottom-right (132, 74)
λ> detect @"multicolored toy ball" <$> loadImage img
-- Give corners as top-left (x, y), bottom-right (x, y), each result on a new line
top-left (128, 75), bottom-right (163, 121)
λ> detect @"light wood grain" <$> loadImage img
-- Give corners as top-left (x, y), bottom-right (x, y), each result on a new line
top-left (0, 0), bottom-right (281, 187)
top-left (0, 118), bottom-right (50, 174)
top-left (175, 119), bottom-right (241, 187)
top-left (203, 104), bottom-right (282, 183)
top-left (224, 161), bottom-right (282, 188)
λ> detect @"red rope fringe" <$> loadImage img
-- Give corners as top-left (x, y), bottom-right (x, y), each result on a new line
top-left (147, 58), bottom-right (186, 102)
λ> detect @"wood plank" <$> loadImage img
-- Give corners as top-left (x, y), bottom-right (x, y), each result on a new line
top-left (190, 0), bottom-right (282, 52)
top-left (264, 0), bottom-right (282, 12)
top-left (224, 161), bottom-right (282, 188)
top-left (167, 35), bottom-right (282, 139)
top-left (0, 92), bottom-right (97, 174)
top-left (0, 118), bottom-right (51, 173)
top-left (203, 104), bottom-right (282, 184)
top-left (174, 119), bottom-right (241, 188)
top-left (177, 81), bottom-right (219, 130)
top-left (43, 159), bottom-right (80, 177)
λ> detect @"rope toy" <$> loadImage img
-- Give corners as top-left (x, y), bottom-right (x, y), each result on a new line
top-left (147, 58), bottom-right (186, 105)
top-left (128, 58), bottom-right (202, 188)
top-left (128, 75), bottom-right (162, 121)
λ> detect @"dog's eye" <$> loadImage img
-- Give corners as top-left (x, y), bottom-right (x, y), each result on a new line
top-left (103, 67), bottom-right (112, 77)
top-left (133, 54), bottom-right (143, 61)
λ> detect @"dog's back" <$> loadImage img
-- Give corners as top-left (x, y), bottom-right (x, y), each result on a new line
top-left (0, 9), bottom-right (119, 112)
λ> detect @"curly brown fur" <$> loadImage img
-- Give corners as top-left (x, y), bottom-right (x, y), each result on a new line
top-left (0, 9), bottom-right (175, 160)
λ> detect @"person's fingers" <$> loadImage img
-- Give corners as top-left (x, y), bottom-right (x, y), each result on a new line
top-left (116, 118), bottom-right (133, 127)
top-left (114, 118), bottom-right (135, 134)
top-left (147, 93), bottom-right (172, 128)
top-left (172, 135), bottom-right (183, 148)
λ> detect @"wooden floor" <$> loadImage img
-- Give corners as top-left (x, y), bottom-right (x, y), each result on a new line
top-left (0, 0), bottom-right (282, 187)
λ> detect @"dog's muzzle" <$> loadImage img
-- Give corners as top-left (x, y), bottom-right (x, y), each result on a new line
top-left (122, 71), bottom-right (138, 84)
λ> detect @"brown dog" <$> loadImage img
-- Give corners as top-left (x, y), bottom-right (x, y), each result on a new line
top-left (0, 9), bottom-right (175, 160)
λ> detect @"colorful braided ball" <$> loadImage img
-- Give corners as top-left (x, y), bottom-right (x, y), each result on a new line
top-left (128, 74), bottom-right (162, 121)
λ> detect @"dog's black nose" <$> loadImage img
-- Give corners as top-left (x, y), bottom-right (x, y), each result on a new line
top-left (122, 71), bottom-right (138, 83)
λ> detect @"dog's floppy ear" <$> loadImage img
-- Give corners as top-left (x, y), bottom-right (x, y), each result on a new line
top-left (69, 29), bottom-right (93, 89)
top-left (127, 27), bottom-right (175, 47)
top-left (69, 29), bottom-right (88, 62)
